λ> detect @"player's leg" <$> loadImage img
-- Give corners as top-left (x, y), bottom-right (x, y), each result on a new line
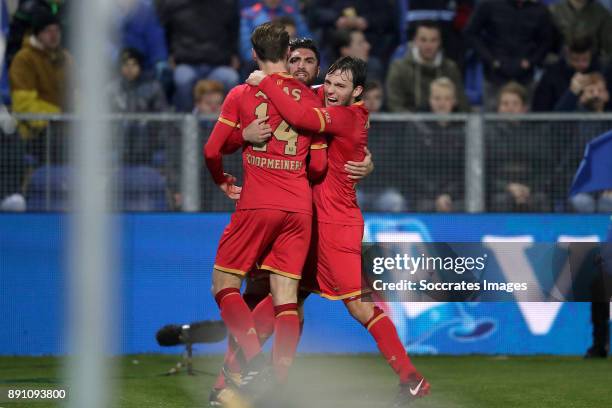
top-left (212, 275), bottom-right (273, 393)
top-left (269, 273), bottom-right (301, 383)
top-left (344, 297), bottom-right (430, 404)
top-left (212, 210), bottom-right (284, 367)
top-left (212, 269), bottom-right (261, 362)
top-left (259, 212), bottom-right (312, 384)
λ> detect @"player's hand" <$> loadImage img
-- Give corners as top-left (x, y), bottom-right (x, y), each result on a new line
top-left (243, 116), bottom-right (272, 144)
top-left (219, 173), bottom-right (242, 200)
top-left (345, 147), bottom-right (374, 180)
top-left (246, 70), bottom-right (266, 86)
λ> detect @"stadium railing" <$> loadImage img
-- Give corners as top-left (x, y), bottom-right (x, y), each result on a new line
top-left (2, 113), bottom-right (611, 213)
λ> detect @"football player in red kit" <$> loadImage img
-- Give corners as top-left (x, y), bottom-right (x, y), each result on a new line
top-left (204, 23), bottom-right (324, 393)
top-left (247, 56), bottom-right (430, 405)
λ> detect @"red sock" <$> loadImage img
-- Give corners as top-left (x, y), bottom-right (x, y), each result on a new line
top-left (252, 294), bottom-right (276, 343)
top-left (215, 292), bottom-right (271, 389)
top-left (215, 288), bottom-right (261, 361)
top-left (365, 307), bottom-right (416, 384)
top-left (213, 335), bottom-right (243, 390)
top-left (272, 303), bottom-right (300, 383)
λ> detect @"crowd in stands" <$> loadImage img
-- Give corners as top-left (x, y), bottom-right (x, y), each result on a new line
top-left (1, 0), bottom-right (612, 212)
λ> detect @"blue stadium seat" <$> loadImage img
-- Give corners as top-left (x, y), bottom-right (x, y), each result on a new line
top-left (464, 56), bottom-right (483, 106)
top-left (25, 165), bottom-right (71, 211)
top-left (119, 166), bottom-right (169, 211)
top-left (25, 165), bottom-right (169, 211)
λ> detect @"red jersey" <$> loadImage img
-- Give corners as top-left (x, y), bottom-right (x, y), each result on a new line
top-left (258, 76), bottom-right (369, 226)
top-left (205, 73), bottom-right (323, 215)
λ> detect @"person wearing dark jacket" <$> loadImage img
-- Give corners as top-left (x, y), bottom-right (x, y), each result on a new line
top-left (306, 0), bottom-right (399, 65)
top-left (155, 0), bottom-right (239, 111)
top-left (532, 35), bottom-right (600, 112)
top-left (464, 0), bottom-right (554, 110)
top-left (107, 48), bottom-right (169, 165)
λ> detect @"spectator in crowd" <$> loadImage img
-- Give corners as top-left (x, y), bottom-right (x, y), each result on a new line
top-left (274, 15), bottom-right (298, 39)
top-left (409, 77), bottom-right (465, 212)
top-left (6, 0), bottom-right (66, 69)
top-left (363, 80), bottom-right (383, 113)
top-left (239, 0), bottom-right (311, 63)
top-left (112, 0), bottom-right (171, 93)
top-left (553, 72), bottom-right (612, 212)
top-left (402, 0), bottom-right (474, 70)
top-left (555, 71), bottom-right (610, 112)
top-left (487, 82), bottom-right (551, 212)
top-left (549, 0), bottom-right (612, 62)
top-left (306, 0), bottom-right (399, 65)
top-left (332, 28), bottom-right (384, 83)
top-left (193, 79), bottom-right (225, 115)
top-left (9, 12), bottom-right (72, 162)
top-left (107, 48), bottom-right (169, 165)
top-left (156, 0), bottom-right (239, 112)
top-left (533, 35), bottom-right (601, 111)
top-left (464, 0), bottom-right (554, 110)
top-left (386, 21), bottom-right (469, 112)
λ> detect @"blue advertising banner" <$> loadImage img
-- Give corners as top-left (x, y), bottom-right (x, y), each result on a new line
top-left (0, 214), bottom-right (610, 355)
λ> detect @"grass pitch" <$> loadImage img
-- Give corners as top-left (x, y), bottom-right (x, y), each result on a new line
top-left (0, 354), bottom-right (611, 407)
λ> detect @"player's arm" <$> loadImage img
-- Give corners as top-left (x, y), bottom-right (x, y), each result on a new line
top-left (203, 88), bottom-right (242, 199)
top-left (223, 116), bottom-right (273, 153)
top-left (246, 73), bottom-right (342, 135)
top-left (222, 126), bottom-right (245, 154)
top-left (345, 147), bottom-right (374, 180)
top-left (308, 135), bottom-right (328, 182)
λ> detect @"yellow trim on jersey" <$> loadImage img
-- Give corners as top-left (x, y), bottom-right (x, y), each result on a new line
top-left (319, 289), bottom-right (365, 301)
top-left (310, 143), bottom-right (328, 150)
top-left (314, 108), bottom-right (326, 133)
top-left (366, 313), bottom-right (386, 331)
top-left (275, 72), bottom-right (293, 79)
top-left (214, 264), bottom-right (247, 276)
top-left (352, 101), bottom-right (365, 106)
top-left (260, 264), bottom-right (301, 280)
top-left (276, 310), bottom-right (299, 317)
top-left (218, 117), bottom-right (238, 128)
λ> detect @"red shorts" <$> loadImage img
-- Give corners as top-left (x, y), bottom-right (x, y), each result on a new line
top-left (214, 209), bottom-right (311, 280)
top-left (302, 222), bottom-right (366, 300)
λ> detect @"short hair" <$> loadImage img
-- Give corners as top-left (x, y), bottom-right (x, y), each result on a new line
top-left (289, 37), bottom-right (320, 64)
top-left (583, 72), bottom-right (607, 88)
top-left (498, 81), bottom-right (528, 105)
top-left (251, 22), bottom-right (290, 62)
top-left (332, 29), bottom-right (359, 56)
top-left (364, 80), bottom-right (382, 93)
top-left (413, 20), bottom-right (441, 39)
top-left (567, 36), bottom-right (594, 54)
top-left (193, 80), bottom-right (225, 101)
top-left (120, 47), bottom-right (144, 67)
top-left (274, 15), bottom-right (296, 30)
top-left (430, 77), bottom-right (456, 97)
top-left (326, 56), bottom-right (367, 99)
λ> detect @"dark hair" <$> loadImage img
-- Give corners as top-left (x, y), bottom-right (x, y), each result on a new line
top-left (568, 36), bottom-right (594, 54)
top-left (412, 20), bottom-right (441, 39)
top-left (251, 22), bottom-right (290, 62)
top-left (120, 47), bottom-right (144, 67)
top-left (327, 56), bottom-right (367, 100)
top-left (32, 12), bottom-right (60, 35)
top-left (274, 15), bottom-right (296, 29)
top-left (364, 80), bottom-right (382, 93)
top-left (332, 29), bottom-right (357, 56)
top-left (289, 37), bottom-right (320, 64)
